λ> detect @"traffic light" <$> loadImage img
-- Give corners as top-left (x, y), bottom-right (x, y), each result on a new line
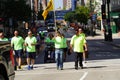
top-left (101, 4), bottom-right (106, 19)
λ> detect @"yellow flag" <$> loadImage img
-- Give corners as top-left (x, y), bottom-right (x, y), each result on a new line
top-left (42, 0), bottom-right (54, 20)
top-left (46, 0), bottom-right (54, 11)
top-left (42, 10), bottom-right (48, 20)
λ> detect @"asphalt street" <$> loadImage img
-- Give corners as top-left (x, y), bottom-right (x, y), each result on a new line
top-left (15, 28), bottom-right (120, 80)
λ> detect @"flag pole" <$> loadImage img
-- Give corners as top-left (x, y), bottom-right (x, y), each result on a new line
top-left (53, 0), bottom-right (57, 31)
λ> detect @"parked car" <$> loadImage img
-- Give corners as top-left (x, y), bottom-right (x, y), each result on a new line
top-left (0, 41), bottom-right (15, 80)
top-left (47, 23), bottom-right (56, 32)
top-left (37, 27), bottom-right (48, 36)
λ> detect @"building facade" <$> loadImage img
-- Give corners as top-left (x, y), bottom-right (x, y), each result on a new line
top-left (111, 0), bottom-right (120, 12)
top-left (0, 0), bottom-right (7, 18)
top-left (63, 0), bottom-right (67, 10)
top-left (66, 0), bottom-right (72, 10)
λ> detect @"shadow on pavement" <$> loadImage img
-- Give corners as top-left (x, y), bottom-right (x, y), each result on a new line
top-left (65, 38), bottom-right (120, 62)
top-left (84, 66), bottom-right (107, 69)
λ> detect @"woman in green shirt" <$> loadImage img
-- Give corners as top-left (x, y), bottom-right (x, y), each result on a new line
top-left (44, 33), bottom-right (55, 63)
top-left (53, 31), bottom-right (64, 70)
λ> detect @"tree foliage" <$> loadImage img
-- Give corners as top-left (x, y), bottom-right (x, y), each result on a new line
top-left (6, 0), bottom-right (31, 21)
top-left (64, 11), bottom-right (76, 23)
top-left (64, 6), bottom-right (90, 24)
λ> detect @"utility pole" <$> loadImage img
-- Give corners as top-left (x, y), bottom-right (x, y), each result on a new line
top-left (90, 0), bottom-right (96, 36)
top-left (31, 0), bottom-right (35, 27)
top-left (101, 0), bottom-right (112, 41)
top-left (107, 0), bottom-right (112, 41)
top-left (101, 0), bottom-right (107, 41)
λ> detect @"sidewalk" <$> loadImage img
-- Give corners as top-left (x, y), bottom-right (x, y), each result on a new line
top-left (86, 29), bottom-right (120, 48)
top-left (86, 29), bottom-right (120, 39)
top-left (66, 28), bottom-right (120, 48)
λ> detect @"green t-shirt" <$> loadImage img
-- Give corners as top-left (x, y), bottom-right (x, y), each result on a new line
top-left (63, 37), bottom-right (67, 48)
top-left (25, 36), bottom-right (37, 52)
top-left (53, 36), bottom-right (64, 48)
top-left (70, 34), bottom-right (86, 53)
top-left (0, 38), bottom-right (8, 41)
top-left (80, 33), bottom-right (86, 38)
top-left (11, 36), bottom-right (24, 50)
top-left (40, 32), bottom-right (44, 37)
top-left (45, 37), bottom-right (54, 43)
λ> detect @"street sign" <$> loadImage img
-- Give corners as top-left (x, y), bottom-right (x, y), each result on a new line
top-left (92, 14), bottom-right (97, 21)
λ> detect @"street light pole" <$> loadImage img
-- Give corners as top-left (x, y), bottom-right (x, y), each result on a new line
top-left (107, 0), bottom-right (112, 41)
top-left (31, 0), bottom-right (35, 27)
top-left (102, 0), bottom-right (112, 41)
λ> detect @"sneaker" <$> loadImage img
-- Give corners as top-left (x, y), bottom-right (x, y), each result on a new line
top-left (75, 67), bottom-right (78, 70)
top-left (18, 66), bottom-right (21, 69)
top-left (60, 67), bottom-right (63, 70)
top-left (14, 66), bottom-right (17, 71)
top-left (31, 66), bottom-right (33, 70)
top-left (80, 66), bottom-right (83, 69)
top-left (83, 61), bottom-right (87, 67)
top-left (27, 65), bottom-right (31, 70)
top-left (57, 67), bottom-right (59, 70)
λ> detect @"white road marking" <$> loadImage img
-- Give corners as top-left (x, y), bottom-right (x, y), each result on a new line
top-left (79, 72), bottom-right (88, 80)
top-left (15, 68), bottom-right (120, 76)
top-left (15, 70), bottom-right (85, 75)
top-left (89, 68), bottom-right (120, 72)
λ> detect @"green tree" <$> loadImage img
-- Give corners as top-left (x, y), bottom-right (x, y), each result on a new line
top-left (75, 6), bottom-right (90, 24)
top-left (64, 6), bottom-right (90, 24)
top-left (64, 11), bottom-right (76, 23)
top-left (6, 0), bottom-right (31, 21)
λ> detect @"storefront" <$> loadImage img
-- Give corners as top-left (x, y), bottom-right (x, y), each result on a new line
top-left (110, 0), bottom-right (120, 33)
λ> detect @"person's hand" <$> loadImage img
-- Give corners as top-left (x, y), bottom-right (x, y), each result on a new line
top-left (84, 48), bottom-right (88, 52)
top-left (31, 43), bottom-right (36, 46)
top-left (24, 43), bottom-right (28, 46)
top-left (70, 49), bottom-right (73, 53)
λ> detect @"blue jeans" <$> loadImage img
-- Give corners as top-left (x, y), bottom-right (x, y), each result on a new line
top-left (55, 48), bottom-right (64, 68)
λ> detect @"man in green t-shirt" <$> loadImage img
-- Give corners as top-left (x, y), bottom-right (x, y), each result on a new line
top-left (70, 27), bottom-right (88, 70)
top-left (11, 30), bottom-right (24, 70)
top-left (0, 32), bottom-right (8, 41)
top-left (24, 30), bottom-right (37, 70)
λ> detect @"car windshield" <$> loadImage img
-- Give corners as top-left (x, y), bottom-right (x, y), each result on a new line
top-left (37, 27), bottom-right (47, 31)
top-left (47, 23), bottom-right (54, 26)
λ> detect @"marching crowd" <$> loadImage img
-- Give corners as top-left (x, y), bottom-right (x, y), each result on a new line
top-left (0, 24), bottom-right (88, 70)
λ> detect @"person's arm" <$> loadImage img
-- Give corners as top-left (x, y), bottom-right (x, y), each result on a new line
top-left (31, 37), bottom-right (37, 46)
top-left (24, 38), bottom-right (28, 46)
top-left (70, 36), bottom-right (74, 53)
top-left (11, 38), bottom-right (14, 48)
top-left (84, 43), bottom-right (88, 51)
